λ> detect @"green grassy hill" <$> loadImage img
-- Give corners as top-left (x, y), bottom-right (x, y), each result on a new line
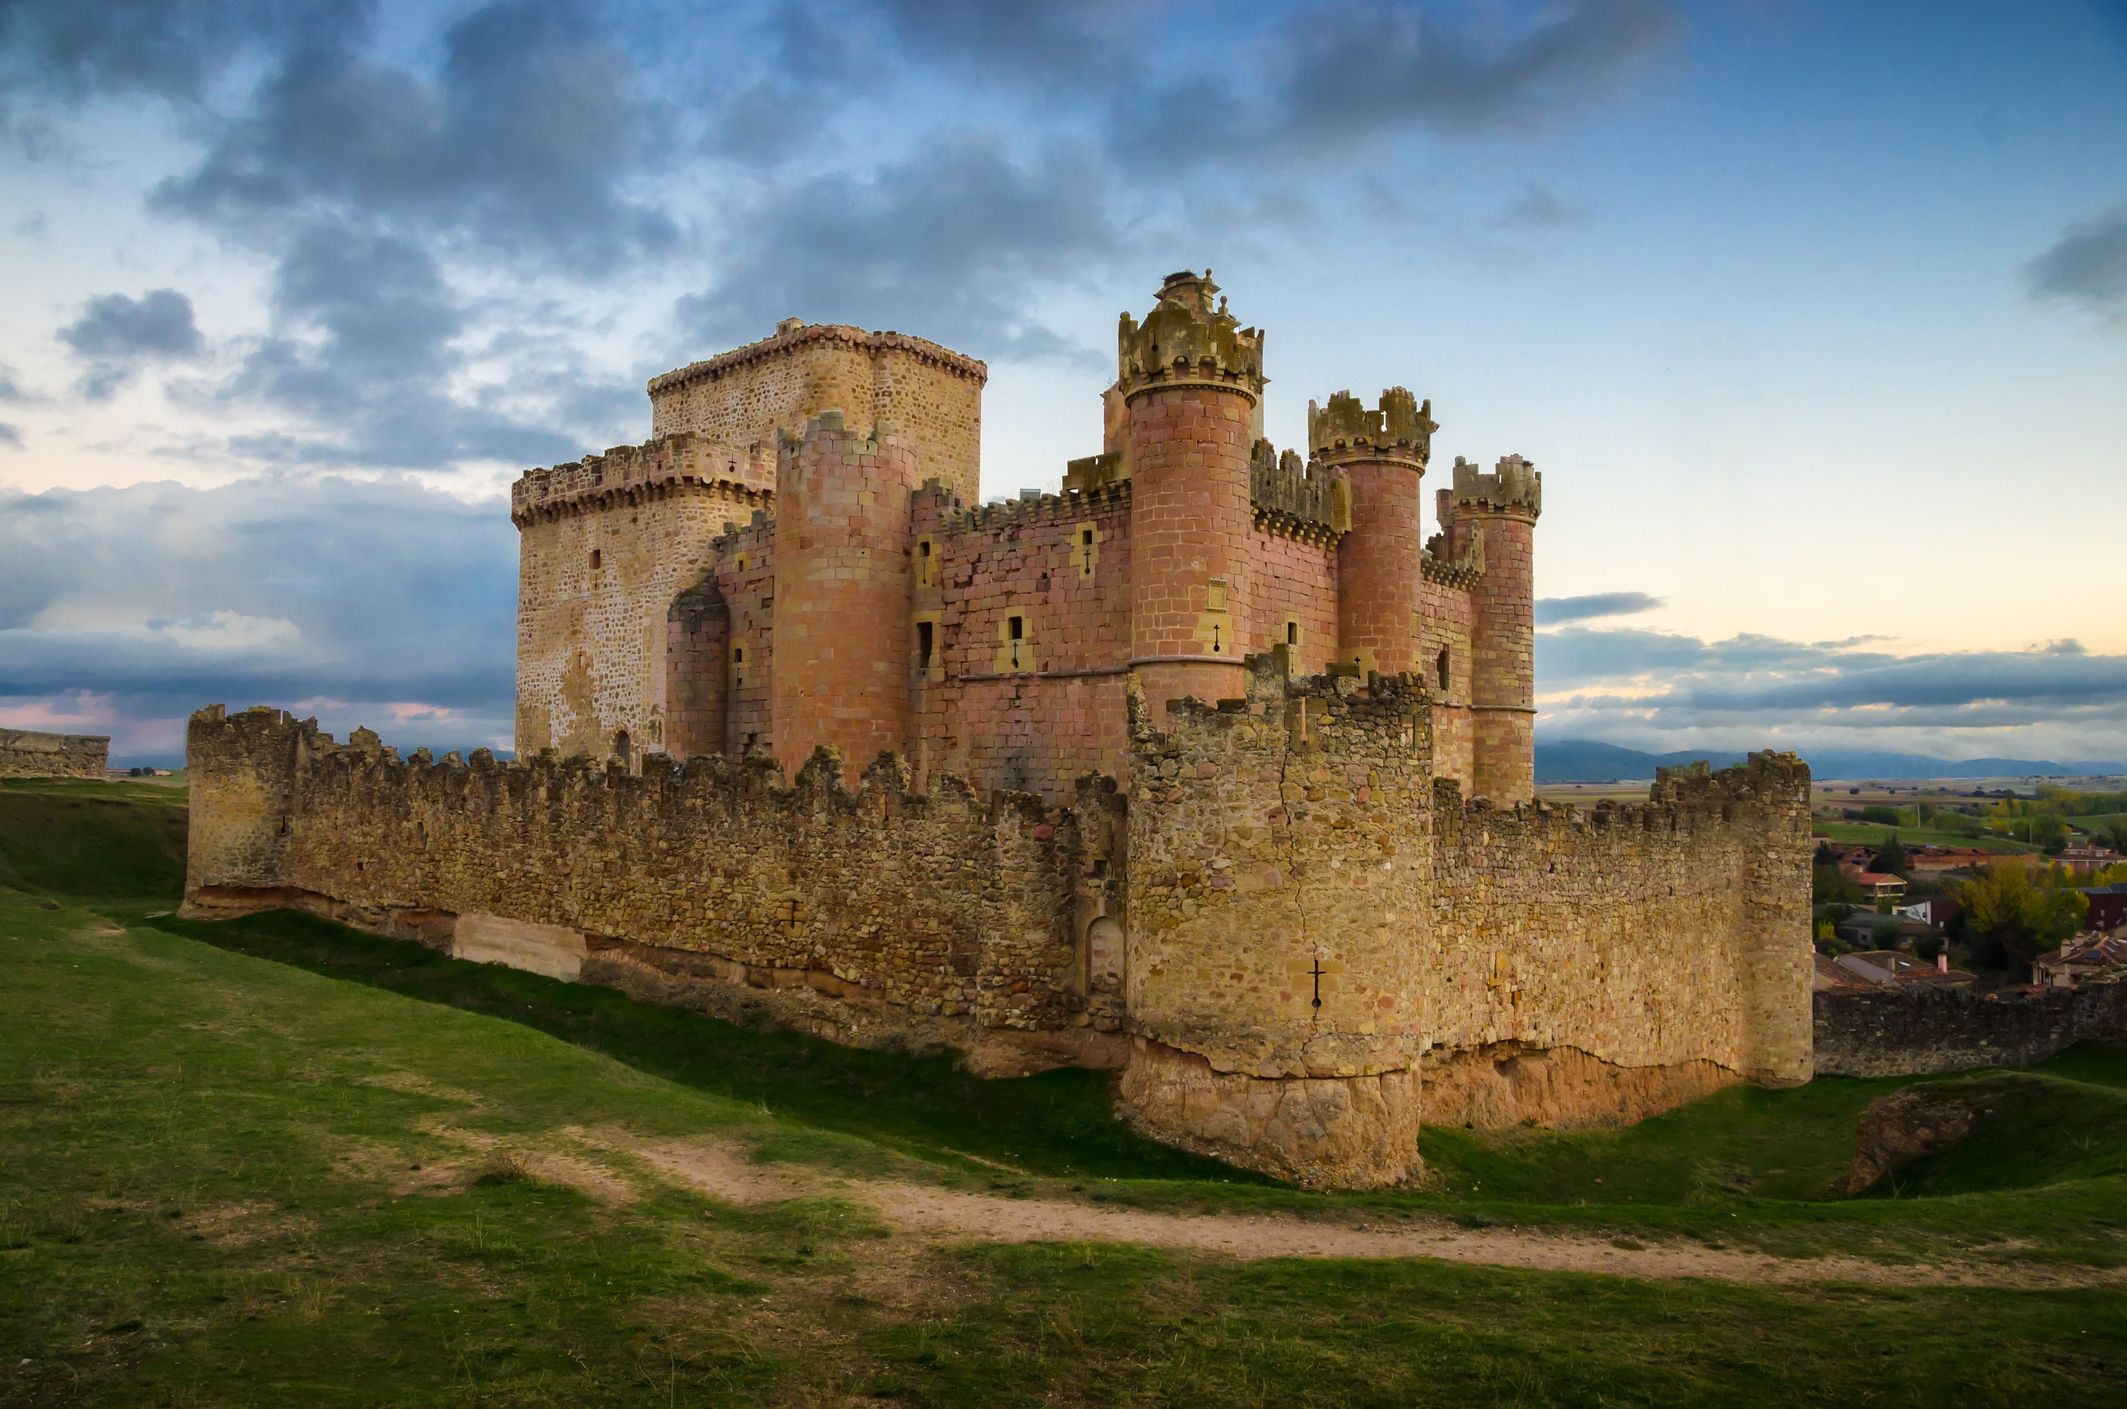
top-left (5, 779), bottom-right (2127, 1406)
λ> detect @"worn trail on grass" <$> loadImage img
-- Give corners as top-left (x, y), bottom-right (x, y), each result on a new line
top-left (556, 1127), bottom-right (2123, 1289)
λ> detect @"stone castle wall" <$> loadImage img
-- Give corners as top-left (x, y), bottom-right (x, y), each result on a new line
top-left (909, 481), bottom-right (1137, 798)
top-left (183, 706), bottom-right (1085, 1055)
top-left (1246, 524), bottom-right (1341, 675)
top-left (1113, 655), bottom-right (1813, 1186)
top-left (1814, 978), bottom-right (2127, 1078)
top-left (648, 324), bottom-right (985, 502)
top-left (0, 728), bottom-right (110, 779)
top-left (514, 437), bottom-right (770, 760)
top-left (185, 657), bottom-right (1813, 1188)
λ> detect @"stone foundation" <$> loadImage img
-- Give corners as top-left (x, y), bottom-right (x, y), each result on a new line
top-left (1117, 1040), bottom-right (1422, 1189)
top-left (1420, 1043), bottom-right (1741, 1131)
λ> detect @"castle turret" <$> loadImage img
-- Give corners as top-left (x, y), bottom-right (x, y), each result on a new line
top-left (1311, 387), bottom-right (1436, 677)
top-left (770, 411), bottom-right (921, 782)
top-left (1454, 454), bottom-right (1543, 803)
top-left (1119, 270), bottom-right (1266, 714)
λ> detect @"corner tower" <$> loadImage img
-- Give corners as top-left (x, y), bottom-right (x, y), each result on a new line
top-left (1311, 388), bottom-right (1436, 677)
top-left (1455, 454), bottom-right (1543, 803)
top-left (1120, 270), bottom-right (1266, 715)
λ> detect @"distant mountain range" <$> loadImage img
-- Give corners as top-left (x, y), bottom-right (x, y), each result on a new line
top-left (1535, 739), bottom-right (2127, 784)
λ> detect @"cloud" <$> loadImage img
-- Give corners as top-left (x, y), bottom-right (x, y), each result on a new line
top-left (57, 288), bottom-right (206, 398)
top-left (1112, 0), bottom-right (1680, 170)
top-left (0, 423), bottom-right (21, 448)
top-left (2025, 206), bottom-right (2127, 325)
top-left (1535, 590), bottom-right (1662, 625)
top-left (0, 475), bottom-right (517, 761)
top-left (1536, 625), bottom-right (2127, 760)
top-left (191, 218), bottom-right (587, 470)
top-left (0, 0), bottom-right (365, 108)
top-left (151, 0), bottom-right (675, 268)
top-left (0, 364), bottom-right (32, 404)
top-left (1495, 184), bottom-right (1592, 230)
top-left (677, 135), bottom-right (1126, 363)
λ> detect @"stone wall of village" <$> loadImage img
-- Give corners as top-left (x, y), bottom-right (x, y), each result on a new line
top-left (0, 728), bottom-right (110, 779)
top-left (1814, 977), bottom-right (2127, 1077)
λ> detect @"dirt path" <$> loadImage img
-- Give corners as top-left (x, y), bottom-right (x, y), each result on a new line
top-left (550, 1127), bottom-right (2124, 1290)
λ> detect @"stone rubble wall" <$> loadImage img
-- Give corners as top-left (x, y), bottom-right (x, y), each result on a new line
top-left (183, 706), bottom-right (1081, 1042)
top-left (1813, 976), bottom-right (2127, 1077)
top-left (0, 728), bottom-right (110, 779)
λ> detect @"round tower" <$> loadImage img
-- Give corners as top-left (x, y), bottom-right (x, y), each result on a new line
top-left (1455, 455), bottom-right (1543, 804)
top-left (770, 410), bottom-right (921, 783)
top-left (1120, 270), bottom-right (1267, 716)
top-left (1311, 387), bottom-right (1436, 678)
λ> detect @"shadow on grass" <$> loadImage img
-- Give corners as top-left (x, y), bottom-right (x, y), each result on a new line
top-left (150, 907), bottom-right (1258, 1186)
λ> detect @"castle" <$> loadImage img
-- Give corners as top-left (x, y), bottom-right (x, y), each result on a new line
top-left (184, 272), bottom-right (1815, 1188)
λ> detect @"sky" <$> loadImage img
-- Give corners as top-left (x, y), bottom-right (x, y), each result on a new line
top-left (1, 0), bottom-right (2124, 767)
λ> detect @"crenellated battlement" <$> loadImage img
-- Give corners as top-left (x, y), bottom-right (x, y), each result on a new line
top-left (512, 433), bottom-right (774, 525)
top-left (648, 320), bottom-right (987, 396)
top-left (1249, 440), bottom-right (1350, 543)
top-left (926, 479), bottom-right (1132, 535)
top-left (1451, 453), bottom-right (1543, 519)
top-left (1116, 269), bottom-right (1266, 404)
top-left (1307, 387), bottom-right (1436, 467)
top-left (1421, 529), bottom-right (1484, 587)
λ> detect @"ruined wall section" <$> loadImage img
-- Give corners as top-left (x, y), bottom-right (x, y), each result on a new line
top-left (0, 728), bottom-right (110, 779)
top-left (910, 481), bottom-right (1134, 798)
top-left (183, 708), bottom-right (1083, 1041)
top-left (648, 323), bottom-right (986, 502)
top-left (706, 516), bottom-right (776, 758)
top-left (1424, 751), bottom-right (1816, 1125)
top-left (1119, 654), bottom-right (1435, 1187)
top-left (514, 436), bottom-right (771, 760)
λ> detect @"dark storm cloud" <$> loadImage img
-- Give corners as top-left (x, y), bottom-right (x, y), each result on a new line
top-left (57, 289), bottom-right (206, 398)
top-left (200, 218), bottom-right (583, 470)
top-left (0, 477), bottom-right (515, 752)
top-left (1110, 0), bottom-right (1679, 169)
top-left (2025, 206), bottom-right (2127, 325)
top-left (152, 0), bottom-right (674, 268)
top-left (678, 136), bottom-right (1125, 363)
top-left (0, 0), bottom-right (365, 107)
top-left (1534, 590), bottom-right (1661, 625)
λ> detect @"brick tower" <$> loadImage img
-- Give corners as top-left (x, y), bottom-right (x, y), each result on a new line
top-left (769, 411), bottom-right (923, 782)
top-left (1311, 387), bottom-right (1436, 678)
top-left (1119, 271), bottom-right (1266, 715)
top-left (1455, 454), bottom-right (1543, 803)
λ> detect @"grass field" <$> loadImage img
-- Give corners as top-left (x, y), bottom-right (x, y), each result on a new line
top-left (1808, 819), bottom-right (2039, 853)
top-left (5, 778), bottom-right (2127, 1406)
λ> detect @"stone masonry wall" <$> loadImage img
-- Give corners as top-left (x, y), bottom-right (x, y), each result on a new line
top-left (1115, 653), bottom-right (1813, 1186)
top-left (184, 706), bottom-right (1082, 1047)
top-left (1814, 978), bottom-right (2127, 1078)
top-left (0, 729), bottom-right (110, 779)
top-left (514, 437), bottom-right (769, 760)
top-left (1425, 752), bottom-right (1816, 1124)
top-left (1246, 525), bottom-right (1340, 674)
top-left (909, 482), bottom-right (1135, 798)
top-left (648, 324), bottom-right (985, 502)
